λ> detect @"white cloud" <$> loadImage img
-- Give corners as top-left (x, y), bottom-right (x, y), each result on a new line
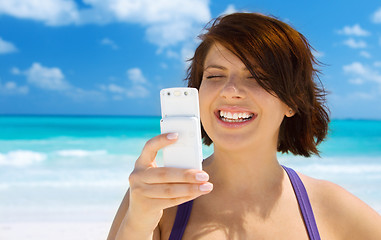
top-left (106, 0), bottom-right (210, 26)
top-left (11, 67), bottom-right (21, 75)
top-left (0, 0), bottom-right (79, 26)
top-left (9, 63), bottom-right (105, 100)
top-left (0, 80), bottom-right (29, 95)
top-left (372, 7), bottom-right (381, 23)
top-left (337, 24), bottom-right (370, 36)
top-left (100, 67), bottom-right (150, 98)
top-left (165, 50), bottom-right (180, 59)
top-left (100, 83), bottom-right (149, 98)
top-left (0, 0), bottom-right (211, 50)
top-left (348, 78), bottom-right (364, 85)
top-left (160, 63), bottom-right (168, 69)
top-left (222, 4), bottom-right (238, 15)
top-left (343, 62), bottom-right (381, 85)
top-left (126, 84), bottom-right (150, 98)
top-left (182, 41), bottom-right (197, 59)
top-left (343, 38), bottom-right (367, 48)
top-left (350, 91), bottom-right (376, 100)
top-left (181, 43), bottom-right (197, 68)
top-left (162, 41), bottom-right (198, 67)
top-left (25, 62), bottom-right (71, 90)
top-left (374, 61), bottom-right (381, 68)
top-left (101, 38), bottom-right (118, 50)
top-left (344, 62), bottom-right (368, 76)
top-left (104, 83), bottom-right (126, 94)
top-left (125, 67), bottom-right (150, 97)
top-left (0, 37), bottom-right (18, 54)
top-left (65, 87), bottom-right (105, 101)
top-left (313, 50), bottom-right (325, 59)
top-left (360, 51), bottom-right (371, 58)
top-left (127, 68), bottom-right (148, 85)
top-left (145, 20), bottom-right (195, 48)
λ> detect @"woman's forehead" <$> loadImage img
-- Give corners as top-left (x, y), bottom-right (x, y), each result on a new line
top-left (203, 43), bottom-right (246, 70)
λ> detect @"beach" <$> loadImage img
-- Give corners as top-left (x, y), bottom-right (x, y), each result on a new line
top-left (0, 222), bottom-right (111, 240)
top-left (1, 116), bottom-right (381, 239)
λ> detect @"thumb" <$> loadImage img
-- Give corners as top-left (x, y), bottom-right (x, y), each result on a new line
top-left (135, 133), bottom-right (178, 169)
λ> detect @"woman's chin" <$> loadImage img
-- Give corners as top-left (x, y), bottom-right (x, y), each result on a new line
top-left (211, 134), bottom-right (256, 152)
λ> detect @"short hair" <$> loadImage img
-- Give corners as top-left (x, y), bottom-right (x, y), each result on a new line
top-left (187, 12), bottom-right (330, 157)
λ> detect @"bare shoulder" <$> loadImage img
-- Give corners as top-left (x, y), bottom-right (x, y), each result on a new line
top-left (298, 173), bottom-right (381, 240)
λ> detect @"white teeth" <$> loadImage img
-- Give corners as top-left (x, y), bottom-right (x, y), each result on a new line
top-left (219, 110), bottom-right (254, 122)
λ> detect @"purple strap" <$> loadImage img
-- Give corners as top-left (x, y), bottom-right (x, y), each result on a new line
top-left (168, 200), bottom-right (194, 240)
top-left (282, 165), bottom-right (321, 240)
top-left (169, 166), bottom-right (320, 240)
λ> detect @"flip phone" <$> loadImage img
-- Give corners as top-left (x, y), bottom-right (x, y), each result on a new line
top-left (160, 88), bottom-right (203, 170)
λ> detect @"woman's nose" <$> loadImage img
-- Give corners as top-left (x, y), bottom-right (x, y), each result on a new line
top-left (219, 75), bottom-right (245, 99)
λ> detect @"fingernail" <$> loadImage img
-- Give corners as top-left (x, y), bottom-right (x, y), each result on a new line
top-left (195, 172), bottom-right (209, 182)
top-left (199, 183), bottom-right (213, 192)
top-left (167, 133), bottom-right (178, 140)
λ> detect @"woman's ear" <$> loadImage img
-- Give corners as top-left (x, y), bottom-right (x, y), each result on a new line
top-left (285, 108), bottom-right (295, 117)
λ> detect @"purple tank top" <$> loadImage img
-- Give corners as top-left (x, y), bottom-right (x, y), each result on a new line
top-left (168, 166), bottom-right (321, 240)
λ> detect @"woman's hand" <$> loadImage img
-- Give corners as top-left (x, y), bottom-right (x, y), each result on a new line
top-left (115, 133), bottom-right (213, 239)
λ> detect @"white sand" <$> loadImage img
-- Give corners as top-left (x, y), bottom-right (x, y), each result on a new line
top-left (0, 206), bottom-right (117, 240)
top-left (0, 222), bottom-right (111, 240)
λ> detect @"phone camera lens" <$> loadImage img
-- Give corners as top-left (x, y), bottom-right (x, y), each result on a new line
top-left (167, 92), bottom-right (171, 96)
top-left (184, 91), bottom-right (188, 96)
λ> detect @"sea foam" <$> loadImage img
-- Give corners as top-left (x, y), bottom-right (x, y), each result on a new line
top-left (0, 150), bottom-right (46, 167)
top-left (56, 149), bottom-right (107, 157)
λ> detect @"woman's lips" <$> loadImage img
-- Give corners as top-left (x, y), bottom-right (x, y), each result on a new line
top-left (214, 108), bottom-right (257, 128)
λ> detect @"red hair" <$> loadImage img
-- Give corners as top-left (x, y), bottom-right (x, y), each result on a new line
top-left (187, 13), bottom-right (330, 157)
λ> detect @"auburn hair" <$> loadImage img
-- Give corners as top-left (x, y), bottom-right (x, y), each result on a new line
top-left (187, 12), bottom-right (330, 157)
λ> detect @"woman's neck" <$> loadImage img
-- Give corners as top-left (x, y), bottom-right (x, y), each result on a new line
top-left (203, 143), bottom-right (284, 195)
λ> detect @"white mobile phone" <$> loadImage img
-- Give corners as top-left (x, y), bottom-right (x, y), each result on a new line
top-left (160, 87), bottom-right (203, 170)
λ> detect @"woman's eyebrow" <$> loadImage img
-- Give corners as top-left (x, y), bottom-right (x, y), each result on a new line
top-left (204, 64), bottom-right (254, 72)
top-left (203, 65), bottom-right (227, 71)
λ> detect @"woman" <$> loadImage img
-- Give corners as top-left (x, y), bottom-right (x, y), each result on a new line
top-left (108, 13), bottom-right (381, 239)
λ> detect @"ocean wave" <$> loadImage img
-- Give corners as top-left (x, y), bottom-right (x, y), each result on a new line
top-left (295, 164), bottom-right (381, 174)
top-left (6, 180), bottom-right (128, 188)
top-left (0, 150), bottom-right (46, 167)
top-left (279, 154), bottom-right (381, 162)
top-left (56, 149), bottom-right (107, 157)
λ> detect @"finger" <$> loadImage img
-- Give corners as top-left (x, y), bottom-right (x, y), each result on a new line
top-left (141, 168), bottom-right (209, 184)
top-left (135, 133), bottom-right (178, 168)
top-left (140, 182), bottom-right (213, 199)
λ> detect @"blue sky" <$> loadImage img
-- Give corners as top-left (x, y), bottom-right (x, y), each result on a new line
top-left (1, 0), bottom-right (381, 119)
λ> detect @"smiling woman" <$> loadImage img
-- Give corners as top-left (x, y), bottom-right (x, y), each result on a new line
top-left (188, 14), bottom-right (329, 157)
top-left (107, 12), bottom-right (381, 240)
top-left (198, 42), bottom-right (293, 153)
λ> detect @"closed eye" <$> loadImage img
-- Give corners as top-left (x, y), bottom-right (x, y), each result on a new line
top-left (206, 75), bottom-right (224, 79)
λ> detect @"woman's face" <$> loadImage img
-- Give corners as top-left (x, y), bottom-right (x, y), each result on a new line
top-left (199, 43), bottom-right (291, 151)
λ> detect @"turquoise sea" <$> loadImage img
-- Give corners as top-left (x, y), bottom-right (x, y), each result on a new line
top-left (1, 115), bottom-right (381, 224)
